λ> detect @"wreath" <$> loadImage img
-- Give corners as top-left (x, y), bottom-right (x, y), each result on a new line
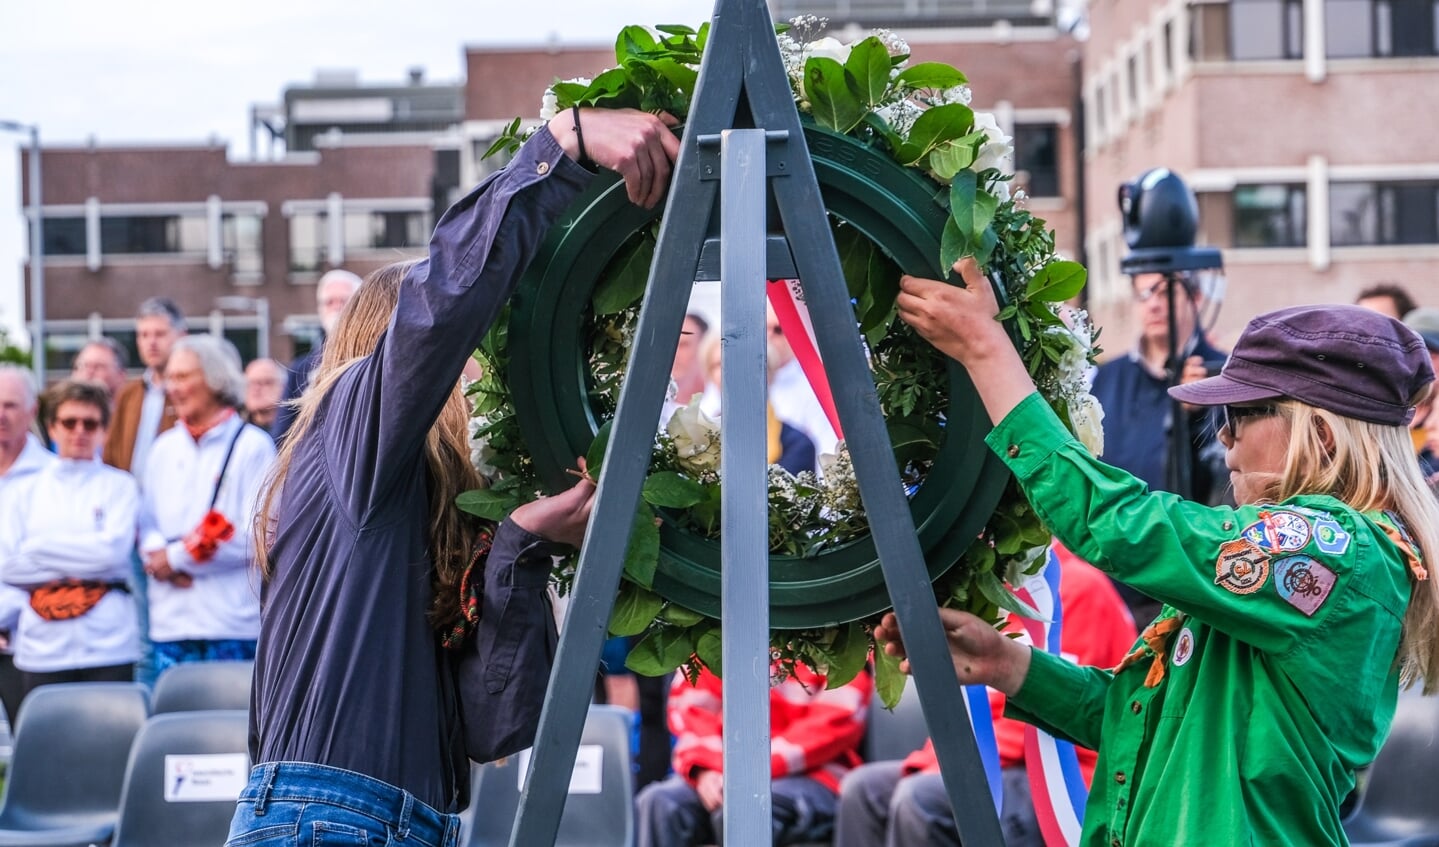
top-left (461, 18), bottom-right (1103, 708)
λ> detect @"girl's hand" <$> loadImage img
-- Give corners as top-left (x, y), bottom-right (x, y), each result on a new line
top-left (509, 460), bottom-right (598, 549)
top-left (896, 257), bottom-right (1010, 367)
top-left (873, 608), bottom-right (1033, 696)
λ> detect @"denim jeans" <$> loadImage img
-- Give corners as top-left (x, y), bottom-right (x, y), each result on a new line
top-left (225, 762), bottom-right (461, 847)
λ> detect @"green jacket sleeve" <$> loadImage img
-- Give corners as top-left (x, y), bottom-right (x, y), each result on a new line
top-left (985, 394), bottom-right (1398, 657)
top-left (1003, 647), bottom-right (1113, 751)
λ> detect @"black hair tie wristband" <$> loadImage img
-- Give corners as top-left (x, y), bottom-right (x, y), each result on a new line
top-left (571, 105), bottom-right (595, 170)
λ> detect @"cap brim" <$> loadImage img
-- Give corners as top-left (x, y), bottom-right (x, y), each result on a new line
top-left (1168, 373), bottom-right (1284, 407)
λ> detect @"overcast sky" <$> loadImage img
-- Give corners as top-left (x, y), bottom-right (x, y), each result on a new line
top-left (0, 0), bottom-right (722, 344)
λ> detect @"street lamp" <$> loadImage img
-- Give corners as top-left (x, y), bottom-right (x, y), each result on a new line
top-left (214, 295), bottom-right (271, 360)
top-left (0, 120), bottom-right (43, 382)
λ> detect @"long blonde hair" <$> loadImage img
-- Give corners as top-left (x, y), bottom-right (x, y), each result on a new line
top-left (1258, 391), bottom-right (1439, 692)
top-left (253, 261), bottom-right (482, 627)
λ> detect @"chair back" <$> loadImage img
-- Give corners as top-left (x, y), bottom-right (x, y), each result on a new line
top-left (863, 679), bottom-right (929, 763)
top-left (111, 710), bottom-right (251, 847)
top-left (150, 660), bottom-right (254, 714)
top-left (465, 705), bottom-right (635, 846)
top-left (1344, 686), bottom-right (1439, 845)
top-left (0, 682), bottom-right (149, 837)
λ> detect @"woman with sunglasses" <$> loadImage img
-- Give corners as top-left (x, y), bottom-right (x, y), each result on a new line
top-left (0, 380), bottom-right (141, 706)
top-left (887, 258), bottom-right (1439, 846)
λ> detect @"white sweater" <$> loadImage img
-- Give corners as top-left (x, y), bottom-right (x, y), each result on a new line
top-left (140, 415), bottom-right (275, 642)
top-left (0, 434), bottom-right (59, 638)
top-left (0, 458), bottom-right (141, 672)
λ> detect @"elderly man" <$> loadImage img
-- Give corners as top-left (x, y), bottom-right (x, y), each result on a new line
top-left (70, 338), bottom-right (130, 403)
top-left (272, 268), bottom-right (362, 439)
top-left (0, 366), bottom-right (57, 722)
top-left (104, 297), bottom-right (186, 473)
top-left (242, 357), bottom-right (286, 433)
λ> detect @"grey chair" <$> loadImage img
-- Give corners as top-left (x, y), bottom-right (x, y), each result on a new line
top-left (150, 660), bottom-right (253, 714)
top-left (110, 710), bottom-right (250, 847)
top-left (465, 704), bottom-right (635, 846)
top-left (0, 682), bottom-right (150, 847)
top-left (863, 679), bottom-right (929, 763)
top-left (1343, 687), bottom-right (1439, 847)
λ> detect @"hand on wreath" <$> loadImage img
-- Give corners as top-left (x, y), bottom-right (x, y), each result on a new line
top-left (873, 608), bottom-right (1031, 696)
top-left (509, 461), bottom-right (598, 549)
top-left (548, 108), bottom-right (681, 210)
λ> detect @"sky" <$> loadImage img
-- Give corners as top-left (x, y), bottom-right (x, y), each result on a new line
top-left (0, 0), bottom-right (723, 345)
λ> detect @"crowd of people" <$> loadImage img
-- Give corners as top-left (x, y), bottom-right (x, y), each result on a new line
top-left (0, 105), bottom-right (1435, 847)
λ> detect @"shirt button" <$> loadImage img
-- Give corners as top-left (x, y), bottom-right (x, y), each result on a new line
top-left (1007, 444), bottom-right (1020, 458)
top-left (536, 161), bottom-right (551, 175)
top-left (1115, 771), bottom-right (1127, 784)
top-left (1130, 701), bottom-right (1142, 715)
top-left (1222, 521), bottom-right (1233, 531)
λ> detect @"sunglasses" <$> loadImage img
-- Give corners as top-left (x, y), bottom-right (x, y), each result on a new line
top-left (1222, 404), bottom-right (1278, 433)
top-left (56, 417), bottom-right (103, 433)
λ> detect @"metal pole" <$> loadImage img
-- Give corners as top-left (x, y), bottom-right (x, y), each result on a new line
top-left (257, 297), bottom-right (270, 360)
top-left (718, 128), bottom-right (772, 845)
top-left (27, 126), bottom-right (44, 383)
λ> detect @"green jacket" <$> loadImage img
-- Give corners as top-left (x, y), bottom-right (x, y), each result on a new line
top-left (990, 393), bottom-right (1413, 846)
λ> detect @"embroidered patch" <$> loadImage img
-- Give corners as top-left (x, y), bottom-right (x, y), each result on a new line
top-left (1312, 517), bottom-right (1352, 556)
top-left (1172, 627), bottom-right (1195, 667)
top-left (1215, 539), bottom-right (1271, 594)
top-left (1240, 510), bottom-right (1311, 553)
top-left (1274, 555), bottom-right (1338, 617)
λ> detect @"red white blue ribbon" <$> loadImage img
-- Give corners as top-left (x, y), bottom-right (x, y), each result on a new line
top-left (765, 279), bottom-right (843, 440)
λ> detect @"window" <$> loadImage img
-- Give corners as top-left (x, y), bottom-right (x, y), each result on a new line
top-left (289, 211), bottom-right (326, 272)
top-left (342, 210), bottom-right (429, 252)
top-left (1014, 124), bottom-right (1060, 197)
top-left (1127, 55), bottom-right (1140, 110)
top-left (1230, 0), bottom-right (1305, 59)
top-left (1093, 84), bottom-right (1109, 139)
top-left (40, 217), bottom-right (86, 256)
top-left (97, 214), bottom-right (207, 255)
top-left (1233, 184), bottom-right (1307, 247)
top-left (1163, 20), bottom-right (1176, 74)
top-left (1326, 0), bottom-right (1439, 57)
top-left (223, 213), bottom-right (264, 276)
top-left (1330, 181), bottom-right (1439, 245)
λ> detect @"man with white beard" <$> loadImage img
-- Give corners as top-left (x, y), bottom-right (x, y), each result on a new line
top-left (272, 269), bottom-right (363, 441)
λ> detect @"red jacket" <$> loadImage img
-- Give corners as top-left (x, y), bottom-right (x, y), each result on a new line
top-left (902, 546), bottom-right (1137, 784)
top-left (669, 662), bottom-right (871, 793)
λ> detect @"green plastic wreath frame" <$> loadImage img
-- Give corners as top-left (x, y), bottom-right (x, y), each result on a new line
top-left (504, 122), bottom-right (1011, 630)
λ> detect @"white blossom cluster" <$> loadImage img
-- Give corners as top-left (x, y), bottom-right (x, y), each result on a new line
top-left (1036, 306), bottom-right (1105, 457)
top-left (467, 413), bottom-right (501, 480)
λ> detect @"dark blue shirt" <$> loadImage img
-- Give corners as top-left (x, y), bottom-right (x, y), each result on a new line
top-left (248, 128), bottom-right (591, 812)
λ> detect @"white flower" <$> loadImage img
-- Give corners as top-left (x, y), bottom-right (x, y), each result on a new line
top-left (971, 111), bottom-right (1013, 173)
top-left (467, 416), bottom-right (501, 479)
top-left (1005, 543), bottom-right (1050, 586)
top-left (939, 84), bottom-right (972, 106)
top-left (539, 89), bottom-right (559, 122)
top-left (666, 397), bottom-right (722, 474)
top-left (992, 179), bottom-right (1011, 204)
top-left (875, 100), bottom-right (923, 136)
top-left (1068, 392), bottom-right (1106, 457)
top-left (874, 29), bottom-right (910, 59)
top-left (805, 36), bottom-right (852, 65)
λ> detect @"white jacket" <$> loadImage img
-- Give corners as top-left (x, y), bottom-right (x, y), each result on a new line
top-left (0, 459), bottom-right (141, 672)
top-left (140, 415), bottom-right (275, 642)
top-left (0, 434), bottom-right (58, 638)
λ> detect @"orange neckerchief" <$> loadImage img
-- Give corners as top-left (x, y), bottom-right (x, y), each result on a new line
top-left (1113, 614), bottom-right (1185, 688)
top-left (184, 408), bottom-right (235, 442)
top-left (1377, 520), bottom-right (1428, 582)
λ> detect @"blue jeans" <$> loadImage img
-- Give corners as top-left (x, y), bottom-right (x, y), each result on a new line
top-left (635, 773), bottom-right (838, 846)
top-left (225, 762), bottom-right (460, 847)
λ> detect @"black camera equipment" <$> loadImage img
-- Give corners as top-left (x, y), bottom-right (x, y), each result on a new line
top-left (1118, 168), bottom-right (1225, 501)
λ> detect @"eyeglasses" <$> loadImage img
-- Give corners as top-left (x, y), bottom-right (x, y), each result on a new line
top-left (1222, 404), bottom-right (1278, 434)
top-left (1132, 279), bottom-right (1173, 303)
top-left (55, 417), bottom-right (103, 433)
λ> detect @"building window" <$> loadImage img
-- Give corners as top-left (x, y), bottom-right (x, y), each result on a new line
top-left (1233, 184), bottom-right (1307, 247)
top-left (1326, 0), bottom-right (1439, 57)
top-left (1014, 124), bottom-right (1060, 197)
top-left (98, 214), bottom-right (207, 255)
top-left (289, 211), bottom-right (326, 272)
top-left (1093, 84), bottom-right (1108, 139)
top-left (1164, 20), bottom-right (1176, 74)
top-left (1330, 181), bottom-right (1439, 245)
top-left (223, 213), bottom-right (264, 276)
top-left (342, 210), bottom-right (429, 252)
top-left (39, 217), bottom-right (86, 256)
top-left (1230, 0), bottom-right (1305, 59)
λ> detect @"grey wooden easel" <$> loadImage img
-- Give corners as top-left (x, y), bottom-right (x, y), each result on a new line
top-left (509, 1), bottom-right (1007, 844)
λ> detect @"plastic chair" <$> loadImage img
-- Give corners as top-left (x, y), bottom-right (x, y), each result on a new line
top-left (0, 682), bottom-right (150, 847)
top-left (110, 710), bottom-right (250, 847)
top-left (150, 660), bottom-right (254, 714)
top-left (1343, 687), bottom-right (1439, 846)
top-left (863, 679), bottom-right (929, 763)
top-left (464, 704), bottom-right (635, 846)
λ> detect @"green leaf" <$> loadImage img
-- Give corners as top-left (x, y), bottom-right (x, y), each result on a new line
top-left (623, 504), bottom-right (661, 588)
top-left (861, 111), bottom-right (903, 154)
top-left (654, 24), bottom-right (696, 36)
top-left (940, 216), bottom-right (965, 275)
top-left (550, 82), bottom-right (590, 106)
top-left (950, 174), bottom-right (998, 241)
top-left (804, 57), bottom-right (866, 133)
top-left (1025, 260), bottom-right (1087, 303)
top-left (659, 602), bottom-right (707, 627)
top-left (975, 570), bottom-right (1044, 620)
top-left (626, 626), bottom-right (698, 676)
top-left (894, 62), bottom-right (968, 91)
top-left (844, 36), bottom-right (892, 107)
top-left (928, 139), bottom-right (975, 182)
top-left (592, 234), bottom-right (655, 315)
top-left (586, 420), bottom-right (614, 477)
top-left (823, 622), bottom-right (870, 689)
top-left (694, 625), bottom-right (723, 676)
top-left (642, 471), bottom-right (705, 508)
top-left (899, 104), bottom-right (974, 165)
top-left (616, 25), bottom-right (659, 61)
top-left (609, 581), bottom-right (665, 637)
top-left (873, 635), bottom-right (909, 710)
top-left (453, 488), bottom-right (514, 521)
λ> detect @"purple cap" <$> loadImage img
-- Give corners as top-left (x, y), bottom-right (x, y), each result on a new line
top-left (1169, 304), bottom-right (1436, 426)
